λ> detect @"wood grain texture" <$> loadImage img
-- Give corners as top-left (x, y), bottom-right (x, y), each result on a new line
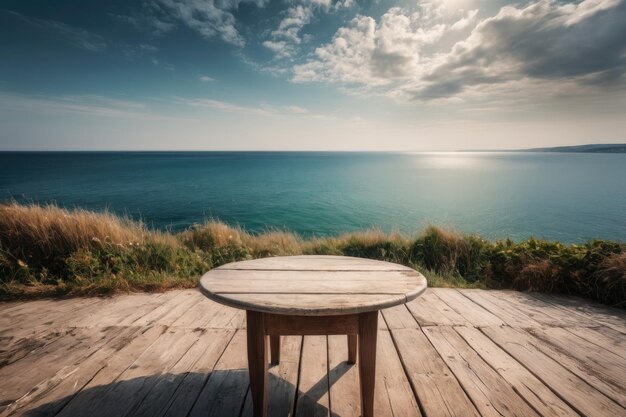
top-left (424, 326), bottom-right (540, 417)
top-left (270, 335), bottom-right (280, 365)
top-left (347, 334), bottom-right (357, 364)
top-left (295, 336), bottom-right (330, 417)
top-left (264, 313), bottom-right (358, 336)
top-left (200, 255), bottom-right (426, 315)
top-left (482, 326), bottom-right (625, 417)
top-left (1, 288), bottom-right (625, 417)
top-left (454, 326), bottom-right (580, 417)
top-left (247, 311), bottom-right (269, 417)
top-left (358, 311), bottom-right (378, 417)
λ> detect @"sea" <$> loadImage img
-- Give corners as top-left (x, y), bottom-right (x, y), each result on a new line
top-left (0, 151), bottom-right (625, 243)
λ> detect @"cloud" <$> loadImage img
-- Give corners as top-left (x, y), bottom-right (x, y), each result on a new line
top-left (263, 0), bottom-right (354, 59)
top-left (293, 7), bottom-right (446, 85)
top-left (292, 0), bottom-right (626, 101)
top-left (199, 75), bottom-right (216, 82)
top-left (0, 92), bottom-right (157, 119)
top-left (146, 0), bottom-right (268, 47)
top-left (175, 97), bottom-right (326, 118)
top-left (263, 5), bottom-right (314, 58)
top-left (4, 10), bottom-right (107, 51)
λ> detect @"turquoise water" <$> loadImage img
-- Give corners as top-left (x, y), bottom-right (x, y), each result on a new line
top-left (0, 151), bottom-right (624, 243)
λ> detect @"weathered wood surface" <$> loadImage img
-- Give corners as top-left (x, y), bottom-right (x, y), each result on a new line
top-left (200, 255), bottom-right (427, 315)
top-left (1, 287), bottom-right (625, 417)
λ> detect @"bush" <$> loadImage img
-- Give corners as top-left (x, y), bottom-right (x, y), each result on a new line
top-left (1, 202), bottom-right (624, 306)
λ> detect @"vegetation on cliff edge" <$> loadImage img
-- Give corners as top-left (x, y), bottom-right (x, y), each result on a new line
top-left (1, 202), bottom-right (624, 306)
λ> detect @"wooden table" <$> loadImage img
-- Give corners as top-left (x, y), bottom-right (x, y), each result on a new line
top-left (199, 255), bottom-right (427, 417)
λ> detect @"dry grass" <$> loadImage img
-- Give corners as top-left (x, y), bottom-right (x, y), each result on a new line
top-left (593, 252), bottom-right (626, 307)
top-left (244, 230), bottom-right (304, 257)
top-left (0, 201), bottom-right (177, 257)
top-left (0, 202), bottom-right (624, 305)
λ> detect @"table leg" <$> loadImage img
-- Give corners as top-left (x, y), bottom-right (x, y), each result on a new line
top-left (246, 311), bottom-right (268, 417)
top-left (270, 335), bottom-right (280, 364)
top-left (358, 311), bottom-right (378, 417)
top-left (347, 334), bottom-right (357, 364)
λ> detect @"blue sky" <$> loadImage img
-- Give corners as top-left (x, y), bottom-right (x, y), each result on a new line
top-left (0, 0), bottom-right (625, 150)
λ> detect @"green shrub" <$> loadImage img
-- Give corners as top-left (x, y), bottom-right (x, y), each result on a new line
top-left (1, 203), bottom-right (624, 306)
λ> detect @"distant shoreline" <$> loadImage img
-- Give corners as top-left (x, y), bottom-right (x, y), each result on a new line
top-left (521, 144), bottom-right (626, 153)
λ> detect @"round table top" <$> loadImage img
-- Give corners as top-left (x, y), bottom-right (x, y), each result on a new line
top-left (199, 255), bottom-right (427, 316)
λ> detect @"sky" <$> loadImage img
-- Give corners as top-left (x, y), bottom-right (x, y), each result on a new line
top-left (0, 0), bottom-right (625, 151)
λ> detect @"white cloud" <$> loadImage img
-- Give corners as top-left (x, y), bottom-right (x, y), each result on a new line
top-left (263, 5), bottom-right (313, 58)
top-left (450, 9), bottom-right (478, 30)
top-left (293, 7), bottom-right (446, 85)
top-left (263, 0), bottom-right (355, 59)
top-left (272, 6), bottom-right (313, 44)
top-left (199, 75), bottom-right (216, 82)
top-left (292, 0), bottom-right (626, 102)
top-left (151, 0), bottom-right (268, 46)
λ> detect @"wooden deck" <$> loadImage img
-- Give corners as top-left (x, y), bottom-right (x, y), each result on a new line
top-left (1, 288), bottom-right (625, 417)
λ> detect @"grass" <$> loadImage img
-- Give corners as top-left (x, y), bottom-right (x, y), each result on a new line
top-left (0, 202), bottom-right (624, 307)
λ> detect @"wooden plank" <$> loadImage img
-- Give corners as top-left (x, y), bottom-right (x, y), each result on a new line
top-left (390, 328), bottom-right (480, 417)
top-left (424, 326), bottom-right (540, 417)
top-left (531, 293), bottom-right (626, 334)
top-left (494, 291), bottom-right (596, 327)
top-left (327, 334), bottom-right (360, 417)
top-left (241, 335), bottom-right (303, 417)
top-left (405, 291), bottom-right (469, 326)
top-left (161, 330), bottom-right (236, 417)
top-left (129, 329), bottom-right (235, 417)
top-left (455, 326), bottom-right (579, 417)
top-left (295, 336), bottom-right (330, 417)
top-left (46, 325), bottom-right (167, 417)
top-left (526, 326), bottom-right (626, 407)
top-left (132, 290), bottom-right (200, 327)
top-left (565, 326), bottom-right (626, 360)
top-left (217, 255), bottom-right (416, 271)
top-left (0, 325), bottom-right (125, 406)
top-left (2, 325), bottom-right (165, 417)
top-left (461, 290), bottom-right (542, 328)
top-left (482, 325), bottom-right (625, 417)
top-left (0, 298), bottom-right (108, 342)
top-left (381, 304), bottom-right (419, 329)
top-left (170, 292), bottom-right (222, 328)
top-left (431, 289), bottom-right (505, 327)
top-left (375, 330), bottom-right (422, 417)
top-left (203, 271), bottom-right (420, 293)
top-left (65, 293), bottom-right (162, 328)
top-left (0, 299), bottom-right (57, 319)
top-left (211, 293), bottom-right (408, 316)
top-left (188, 330), bottom-right (250, 417)
top-left (0, 328), bottom-right (70, 368)
top-left (228, 310), bottom-right (246, 329)
top-left (0, 297), bottom-right (103, 334)
top-left (57, 327), bottom-right (202, 417)
top-left (265, 313), bottom-right (358, 336)
top-left (211, 270), bottom-right (418, 280)
top-left (203, 303), bottom-right (241, 329)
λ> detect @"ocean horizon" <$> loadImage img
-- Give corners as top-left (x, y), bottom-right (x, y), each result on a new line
top-left (1, 151), bottom-right (625, 243)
